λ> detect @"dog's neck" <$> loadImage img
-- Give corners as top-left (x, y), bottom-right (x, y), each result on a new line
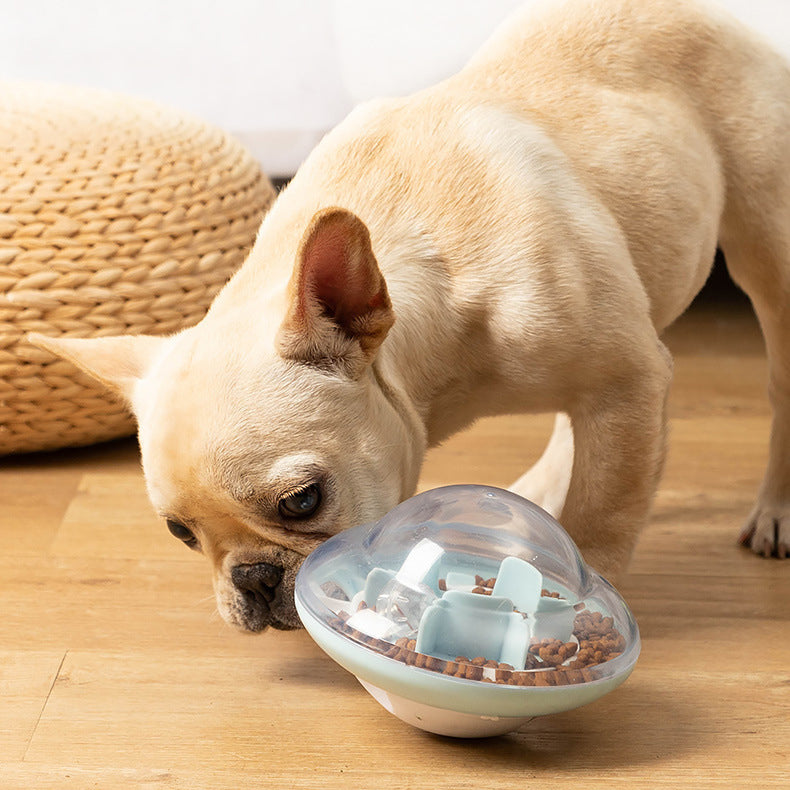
top-left (373, 244), bottom-right (491, 447)
top-left (211, 200), bottom-right (490, 453)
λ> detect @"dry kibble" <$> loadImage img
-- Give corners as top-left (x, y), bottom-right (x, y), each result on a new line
top-left (465, 663), bottom-right (484, 681)
top-left (426, 655), bottom-right (445, 672)
top-left (496, 662), bottom-right (514, 682)
top-left (523, 652), bottom-right (543, 670)
top-left (334, 582), bottom-right (626, 686)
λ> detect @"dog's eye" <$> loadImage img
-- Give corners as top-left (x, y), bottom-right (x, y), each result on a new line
top-left (278, 483), bottom-right (322, 519)
top-left (166, 519), bottom-right (198, 549)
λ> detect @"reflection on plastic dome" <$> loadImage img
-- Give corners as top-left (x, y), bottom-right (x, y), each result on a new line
top-left (295, 485), bottom-right (640, 737)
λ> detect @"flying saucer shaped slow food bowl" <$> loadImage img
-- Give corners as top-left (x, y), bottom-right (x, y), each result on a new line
top-left (295, 485), bottom-right (639, 738)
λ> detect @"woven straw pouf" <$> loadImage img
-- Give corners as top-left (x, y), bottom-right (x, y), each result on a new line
top-left (0, 82), bottom-right (275, 454)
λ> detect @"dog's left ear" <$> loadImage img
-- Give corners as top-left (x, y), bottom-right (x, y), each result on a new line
top-left (26, 332), bottom-right (165, 404)
top-left (277, 207), bottom-right (395, 374)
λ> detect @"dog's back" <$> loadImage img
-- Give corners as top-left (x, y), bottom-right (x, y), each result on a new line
top-left (450, 0), bottom-right (790, 329)
top-left (256, 0), bottom-right (788, 340)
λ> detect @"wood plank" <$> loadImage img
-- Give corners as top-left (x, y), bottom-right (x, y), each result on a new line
top-left (1, 303), bottom-right (788, 788)
top-left (12, 652), bottom-right (790, 788)
top-left (49, 472), bottom-right (187, 560)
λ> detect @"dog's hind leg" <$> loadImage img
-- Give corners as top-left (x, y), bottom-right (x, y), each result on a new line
top-left (705, 35), bottom-right (790, 558)
top-left (721, 210), bottom-right (790, 558)
top-left (510, 413), bottom-right (573, 518)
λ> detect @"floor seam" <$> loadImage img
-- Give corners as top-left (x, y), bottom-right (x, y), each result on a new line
top-left (22, 649), bottom-right (68, 761)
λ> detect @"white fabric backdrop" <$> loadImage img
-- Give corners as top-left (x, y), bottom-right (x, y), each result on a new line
top-left (0, 0), bottom-right (788, 177)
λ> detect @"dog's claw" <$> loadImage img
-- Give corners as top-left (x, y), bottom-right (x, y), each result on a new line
top-left (739, 508), bottom-right (790, 558)
top-left (738, 523), bottom-right (756, 547)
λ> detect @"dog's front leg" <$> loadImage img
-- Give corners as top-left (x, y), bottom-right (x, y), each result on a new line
top-left (558, 337), bottom-right (673, 580)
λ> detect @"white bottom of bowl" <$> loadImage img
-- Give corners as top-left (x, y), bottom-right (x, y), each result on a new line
top-left (358, 679), bottom-right (533, 738)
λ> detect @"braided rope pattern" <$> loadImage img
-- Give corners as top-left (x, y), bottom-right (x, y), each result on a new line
top-left (0, 82), bottom-right (275, 454)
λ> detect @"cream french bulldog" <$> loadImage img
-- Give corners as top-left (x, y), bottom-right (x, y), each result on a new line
top-left (31, 0), bottom-right (790, 631)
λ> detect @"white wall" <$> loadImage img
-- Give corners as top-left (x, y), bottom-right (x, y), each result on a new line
top-left (0, 0), bottom-right (352, 176)
top-left (1, 1), bottom-right (788, 177)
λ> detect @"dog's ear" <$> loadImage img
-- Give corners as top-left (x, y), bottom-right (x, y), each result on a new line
top-left (26, 332), bottom-right (165, 402)
top-left (277, 207), bottom-right (395, 374)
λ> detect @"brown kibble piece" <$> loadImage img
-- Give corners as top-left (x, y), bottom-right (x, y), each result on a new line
top-left (496, 663), bottom-right (514, 682)
top-left (465, 663), bottom-right (484, 681)
top-left (426, 655), bottom-right (445, 672)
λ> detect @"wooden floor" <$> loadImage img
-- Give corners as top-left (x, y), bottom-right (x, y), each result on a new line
top-left (1, 299), bottom-right (788, 789)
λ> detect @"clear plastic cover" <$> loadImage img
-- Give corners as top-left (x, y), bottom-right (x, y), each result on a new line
top-left (296, 485), bottom-right (639, 690)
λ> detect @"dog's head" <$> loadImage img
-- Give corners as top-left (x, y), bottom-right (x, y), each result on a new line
top-left (31, 208), bottom-right (426, 631)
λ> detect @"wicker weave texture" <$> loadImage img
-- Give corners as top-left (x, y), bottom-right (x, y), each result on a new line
top-left (0, 82), bottom-right (275, 454)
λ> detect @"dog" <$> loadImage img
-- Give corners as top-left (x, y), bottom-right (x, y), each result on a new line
top-left (30, 0), bottom-right (790, 632)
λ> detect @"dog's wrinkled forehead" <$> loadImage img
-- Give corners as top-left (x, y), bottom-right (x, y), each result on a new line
top-left (133, 329), bottom-right (372, 505)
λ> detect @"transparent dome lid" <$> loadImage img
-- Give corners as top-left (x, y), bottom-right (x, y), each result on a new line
top-left (295, 485), bottom-right (640, 737)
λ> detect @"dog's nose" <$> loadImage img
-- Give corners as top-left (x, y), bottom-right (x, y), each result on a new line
top-left (231, 562), bottom-right (283, 606)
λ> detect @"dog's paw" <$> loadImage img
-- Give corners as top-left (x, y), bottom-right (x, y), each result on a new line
top-left (739, 501), bottom-right (790, 558)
